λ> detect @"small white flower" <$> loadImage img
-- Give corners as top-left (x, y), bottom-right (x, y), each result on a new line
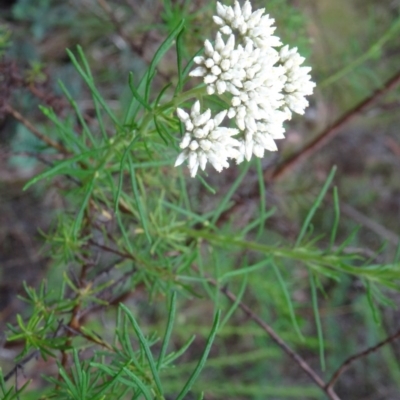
top-left (175, 101), bottom-right (240, 177)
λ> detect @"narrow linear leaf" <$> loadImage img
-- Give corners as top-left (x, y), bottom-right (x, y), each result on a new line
top-left (296, 166), bottom-right (337, 246)
top-left (58, 80), bottom-right (97, 146)
top-left (145, 19), bottom-right (185, 102)
top-left (23, 148), bottom-right (104, 190)
top-left (155, 82), bottom-right (173, 107)
top-left (128, 155), bottom-right (152, 244)
top-left (122, 367), bottom-right (153, 400)
top-left (39, 105), bottom-right (86, 151)
top-left (73, 176), bottom-right (95, 238)
top-left (182, 47), bottom-right (203, 79)
top-left (157, 292), bottom-right (177, 369)
top-left (365, 281), bottom-right (381, 324)
top-left (197, 175), bottom-right (216, 194)
top-left (163, 335), bottom-right (196, 366)
top-left (114, 135), bottom-right (140, 213)
top-left (154, 116), bottom-right (169, 145)
top-left (175, 310), bottom-right (221, 400)
top-left (119, 304), bottom-right (163, 396)
top-left (211, 162), bottom-right (251, 224)
top-left (175, 26), bottom-right (185, 94)
top-left (196, 249), bottom-right (215, 301)
top-left (220, 274), bottom-right (248, 328)
top-left (256, 158), bottom-right (267, 238)
top-left (309, 272), bottom-right (325, 370)
top-left (220, 258), bottom-right (270, 281)
top-left (240, 207), bottom-right (276, 237)
top-left (329, 186), bottom-right (340, 248)
top-left (336, 226), bottom-right (361, 254)
top-left (272, 260), bottom-right (304, 341)
top-left (129, 72), bottom-right (151, 111)
top-left (67, 47), bottom-right (120, 127)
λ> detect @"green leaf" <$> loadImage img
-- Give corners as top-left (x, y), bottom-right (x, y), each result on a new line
top-left (220, 258), bottom-right (270, 281)
top-left (329, 186), bottom-right (340, 248)
top-left (211, 162), bottom-right (251, 224)
top-left (220, 274), bottom-right (247, 328)
top-left (296, 166), bottom-right (337, 246)
top-left (128, 72), bottom-right (152, 111)
top-left (175, 310), bottom-right (221, 400)
top-left (157, 292), bottom-right (177, 369)
top-left (67, 47), bottom-right (121, 128)
top-left (23, 148), bottom-right (103, 190)
top-left (144, 19), bottom-right (186, 102)
top-left (119, 304), bottom-right (163, 397)
top-left (309, 272), bottom-right (325, 370)
top-left (73, 176), bottom-right (96, 238)
top-left (128, 154), bottom-right (152, 244)
top-left (175, 24), bottom-right (185, 94)
top-left (114, 135), bottom-right (140, 213)
top-left (272, 260), bottom-right (304, 341)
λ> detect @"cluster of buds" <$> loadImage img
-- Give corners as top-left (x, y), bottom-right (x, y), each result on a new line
top-left (175, 0), bottom-right (315, 177)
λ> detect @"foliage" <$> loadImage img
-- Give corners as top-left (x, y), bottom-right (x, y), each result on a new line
top-left (1, 1), bottom-right (400, 399)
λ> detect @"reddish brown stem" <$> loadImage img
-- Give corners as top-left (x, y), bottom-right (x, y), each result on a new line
top-left (195, 268), bottom-right (342, 400)
top-left (326, 328), bottom-right (400, 390)
top-left (5, 104), bottom-right (69, 155)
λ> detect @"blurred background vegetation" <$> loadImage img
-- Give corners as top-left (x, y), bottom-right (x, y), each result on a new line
top-left (1, 0), bottom-right (400, 399)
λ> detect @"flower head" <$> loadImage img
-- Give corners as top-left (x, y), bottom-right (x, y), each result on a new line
top-left (175, 101), bottom-right (240, 177)
top-left (175, 1), bottom-right (315, 177)
top-left (190, 33), bottom-right (240, 95)
top-left (213, 1), bottom-right (282, 49)
top-left (279, 45), bottom-right (316, 118)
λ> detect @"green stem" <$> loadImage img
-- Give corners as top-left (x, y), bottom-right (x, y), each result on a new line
top-left (137, 86), bottom-right (207, 135)
top-left (320, 16), bottom-right (400, 88)
top-left (95, 86), bottom-right (206, 172)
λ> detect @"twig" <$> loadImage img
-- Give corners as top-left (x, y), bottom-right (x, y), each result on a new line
top-left (4, 320), bottom-right (64, 383)
top-left (385, 136), bottom-right (400, 157)
top-left (63, 325), bottom-right (113, 351)
top-left (326, 328), bottom-right (400, 390)
top-left (59, 260), bottom-right (92, 373)
top-left (81, 289), bottom-right (134, 318)
top-left (198, 270), bottom-right (342, 400)
top-left (4, 104), bottom-right (69, 155)
top-left (4, 350), bottom-right (40, 382)
top-left (270, 69), bottom-right (400, 181)
top-left (339, 201), bottom-right (400, 246)
top-left (88, 239), bottom-right (135, 261)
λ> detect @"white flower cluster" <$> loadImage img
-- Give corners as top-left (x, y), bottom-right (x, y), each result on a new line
top-left (175, 0), bottom-right (315, 177)
top-left (175, 101), bottom-right (240, 177)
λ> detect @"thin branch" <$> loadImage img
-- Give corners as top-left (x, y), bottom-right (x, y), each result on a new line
top-left (88, 239), bottom-right (135, 261)
top-left (4, 104), bottom-right (69, 155)
top-left (270, 69), bottom-right (400, 181)
top-left (385, 136), bottom-right (400, 157)
top-left (326, 328), bottom-right (400, 390)
top-left (198, 270), bottom-right (342, 400)
top-left (63, 325), bottom-right (113, 350)
top-left (4, 350), bottom-right (40, 382)
top-left (4, 320), bottom-right (64, 383)
top-left (59, 260), bottom-right (92, 373)
top-left (339, 201), bottom-right (400, 246)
